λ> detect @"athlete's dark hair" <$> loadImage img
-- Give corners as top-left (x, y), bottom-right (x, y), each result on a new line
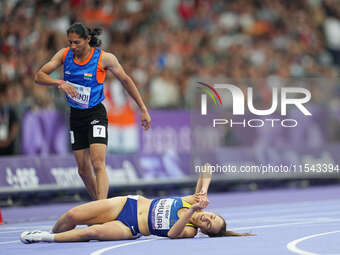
top-left (206, 215), bottom-right (255, 238)
top-left (67, 23), bottom-right (102, 47)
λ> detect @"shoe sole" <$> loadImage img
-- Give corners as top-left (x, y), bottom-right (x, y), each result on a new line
top-left (20, 231), bottom-right (32, 244)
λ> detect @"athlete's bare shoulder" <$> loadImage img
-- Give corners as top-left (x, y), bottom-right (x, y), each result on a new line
top-left (49, 47), bottom-right (69, 64)
top-left (101, 51), bottom-right (119, 69)
top-left (100, 50), bottom-right (114, 57)
top-left (101, 51), bottom-right (117, 61)
top-left (56, 47), bottom-right (69, 58)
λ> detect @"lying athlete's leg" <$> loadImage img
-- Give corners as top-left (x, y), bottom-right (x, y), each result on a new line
top-left (74, 148), bottom-right (97, 200)
top-left (54, 221), bottom-right (132, 242)
top-left (52, 197), bottom-right (125, 233)
top-left (90, 144), bottom-right (109, 200)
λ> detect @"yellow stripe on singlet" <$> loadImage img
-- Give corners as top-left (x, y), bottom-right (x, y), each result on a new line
top-left (181, 199), bottom-right (197, 228)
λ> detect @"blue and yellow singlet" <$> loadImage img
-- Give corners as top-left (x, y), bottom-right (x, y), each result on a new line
top-left (148, 197), bottom-right (196, 237)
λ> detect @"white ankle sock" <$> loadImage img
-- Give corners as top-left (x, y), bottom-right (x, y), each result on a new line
top-left (42, 232), bottom-right (55, 242)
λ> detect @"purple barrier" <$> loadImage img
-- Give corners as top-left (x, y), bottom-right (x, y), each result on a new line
top-left (20, 109), bottom-right (191, 155)
top-left (190, 144), bottom-right (340, 179)
top-left (139, 110), bottom-right (190, 154)
top-left (0, 152), bottom-right (191, 193)
top-left (19, 108), bottom-right (333, 155)
top-left (21, 110), bottom-right (68, 155)
top-left (1, 143), bottom-right (340, 194)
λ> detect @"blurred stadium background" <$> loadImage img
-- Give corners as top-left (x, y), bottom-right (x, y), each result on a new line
top-left (1, 0), bottom-right (340, 207)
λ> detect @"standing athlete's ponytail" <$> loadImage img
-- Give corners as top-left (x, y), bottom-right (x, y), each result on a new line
top-left (88, 27), bottom-right (102, 47)
top-left (67, 23), bottom-right (102, 47)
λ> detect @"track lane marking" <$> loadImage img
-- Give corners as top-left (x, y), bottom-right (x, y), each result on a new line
top-left (287, 230), bottom-right (340, 255)
top-left (90, 238), bottom-right (158, 255)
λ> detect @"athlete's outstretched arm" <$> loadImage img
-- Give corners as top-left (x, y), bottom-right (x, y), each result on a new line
top-left (182, 163), bottom-right (212, 206)
top-left (195, 163), bottom-right (212, 195)
top-left (102, 52), bottom-right (151, 130)
top-left (34, 48), bottom-right (78, 98)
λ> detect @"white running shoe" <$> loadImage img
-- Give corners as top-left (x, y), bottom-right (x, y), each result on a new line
top-left (20, 230), bottom-right (49, 244)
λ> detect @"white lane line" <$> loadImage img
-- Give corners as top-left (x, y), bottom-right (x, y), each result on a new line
top-left (218, 205), bottom-right (340, 217)
top-left (90, 238), bottom-right (158, 255)
top-left (0, 240), bottom-right (20, 245)
top-left (287, 230), bottom-right (340, 255)
top-left (0, 219), bottom-right (337, 250)
top-left (0, 229), bottom-right (50, 234)
top-left (229, 211), bottom-right (340, 223)
top-left (0, 225), bottom-right (51, 231)
top-left (216, 199), bottom-right (340, 213)
top-left (232, 218), bottom-right (340, 231)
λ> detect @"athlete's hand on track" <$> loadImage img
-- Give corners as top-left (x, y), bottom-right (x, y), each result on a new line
top-left (141, 109), bottom-right (151, 131)
top-left (58, 81), bottom-right (78, 98)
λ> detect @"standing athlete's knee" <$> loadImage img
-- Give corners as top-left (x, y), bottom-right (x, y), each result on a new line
top-left (78, 167), bottom-right (86, 177)
top-left (78, 163), bottom-right (91, 177)
top-left (92, 159), bottom-right (105, 171)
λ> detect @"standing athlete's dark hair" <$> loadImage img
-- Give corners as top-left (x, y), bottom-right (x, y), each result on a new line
top-left (67, 23), bottom-right (102, 47)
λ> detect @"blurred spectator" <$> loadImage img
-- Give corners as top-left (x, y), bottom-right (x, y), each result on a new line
top-left (0, 83), bottom-right (19, 155)
top-left (1, 0), bottom-right (340, 154)
top-left (150, 70), bottom-right (181, 108)
top-left (104, 77), bottom-right (139, 153)
top-left (323, 0), bottom-right (340, 65)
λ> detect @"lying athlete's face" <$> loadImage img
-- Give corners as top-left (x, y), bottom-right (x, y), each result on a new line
top-left (67, 32), bottom-right (90, 56)
top-left (194, 212), bottom-right (224, 235)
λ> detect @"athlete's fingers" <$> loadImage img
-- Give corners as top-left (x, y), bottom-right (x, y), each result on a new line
top-left (66, 85), bottom-right (78, 98)
top-left (144, 120), bottom-right (150, 130)
top-left (70, 85), bottom-right (78, 98)
top-left (199, 199), bottom-right (206, 209)
top-left (202, 200), bottom-right (209, 208)
top-left (141, 116), bottom-right (150, 130)
top-left (145, 119), bottom-right (150, 130)
top-left (141, 111), bottom-right (151, 131)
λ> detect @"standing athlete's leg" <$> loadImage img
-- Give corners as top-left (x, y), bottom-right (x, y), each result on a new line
top-left (90, 143), bottom-right (109, 200)
top-left (52, 196), bottom-right (126, 233)
top-left (74, 149), bottom-right (97, 200)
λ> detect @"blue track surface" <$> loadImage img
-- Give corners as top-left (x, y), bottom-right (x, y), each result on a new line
top-left (1, 185), bottom-right (340, 255)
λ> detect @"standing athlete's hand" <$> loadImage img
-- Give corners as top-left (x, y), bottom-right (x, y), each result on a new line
top-left (58, 81), bottom-right (78, 98)
top-left (191, 198), bottom-right (206, 211)
top-left (194, 191), bottom-right (209, 208)
top-left (141, 109), bottom-right (151, 131)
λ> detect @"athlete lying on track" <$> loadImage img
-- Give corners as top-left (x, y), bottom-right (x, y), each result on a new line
top-left (20, 165), bottom-right (254, 243)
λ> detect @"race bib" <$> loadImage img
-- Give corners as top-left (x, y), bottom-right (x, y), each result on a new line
top-left (93, 125), bottom-right (106, 138)
top-left (70, 131), bottom-right (75, 144)
top-left (66, 81), bottom-right (91, 108)
top-left (152, 199), bottom-right (174, 230)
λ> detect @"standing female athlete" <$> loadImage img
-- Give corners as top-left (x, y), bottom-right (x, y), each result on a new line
top-left (20, 167), bottom-right (254, 243)
top-left (34, 23), bottom-right (151, 200)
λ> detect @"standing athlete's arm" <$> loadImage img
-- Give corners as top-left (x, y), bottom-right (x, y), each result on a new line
top-left (182, 163), bottom-right (212, 207)
top-left (195, 163), bottom-right (212, 195)
top-left (34, 48), bottom-right (78, 98)
top-left (102, 52), bottom-right (151, 130)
